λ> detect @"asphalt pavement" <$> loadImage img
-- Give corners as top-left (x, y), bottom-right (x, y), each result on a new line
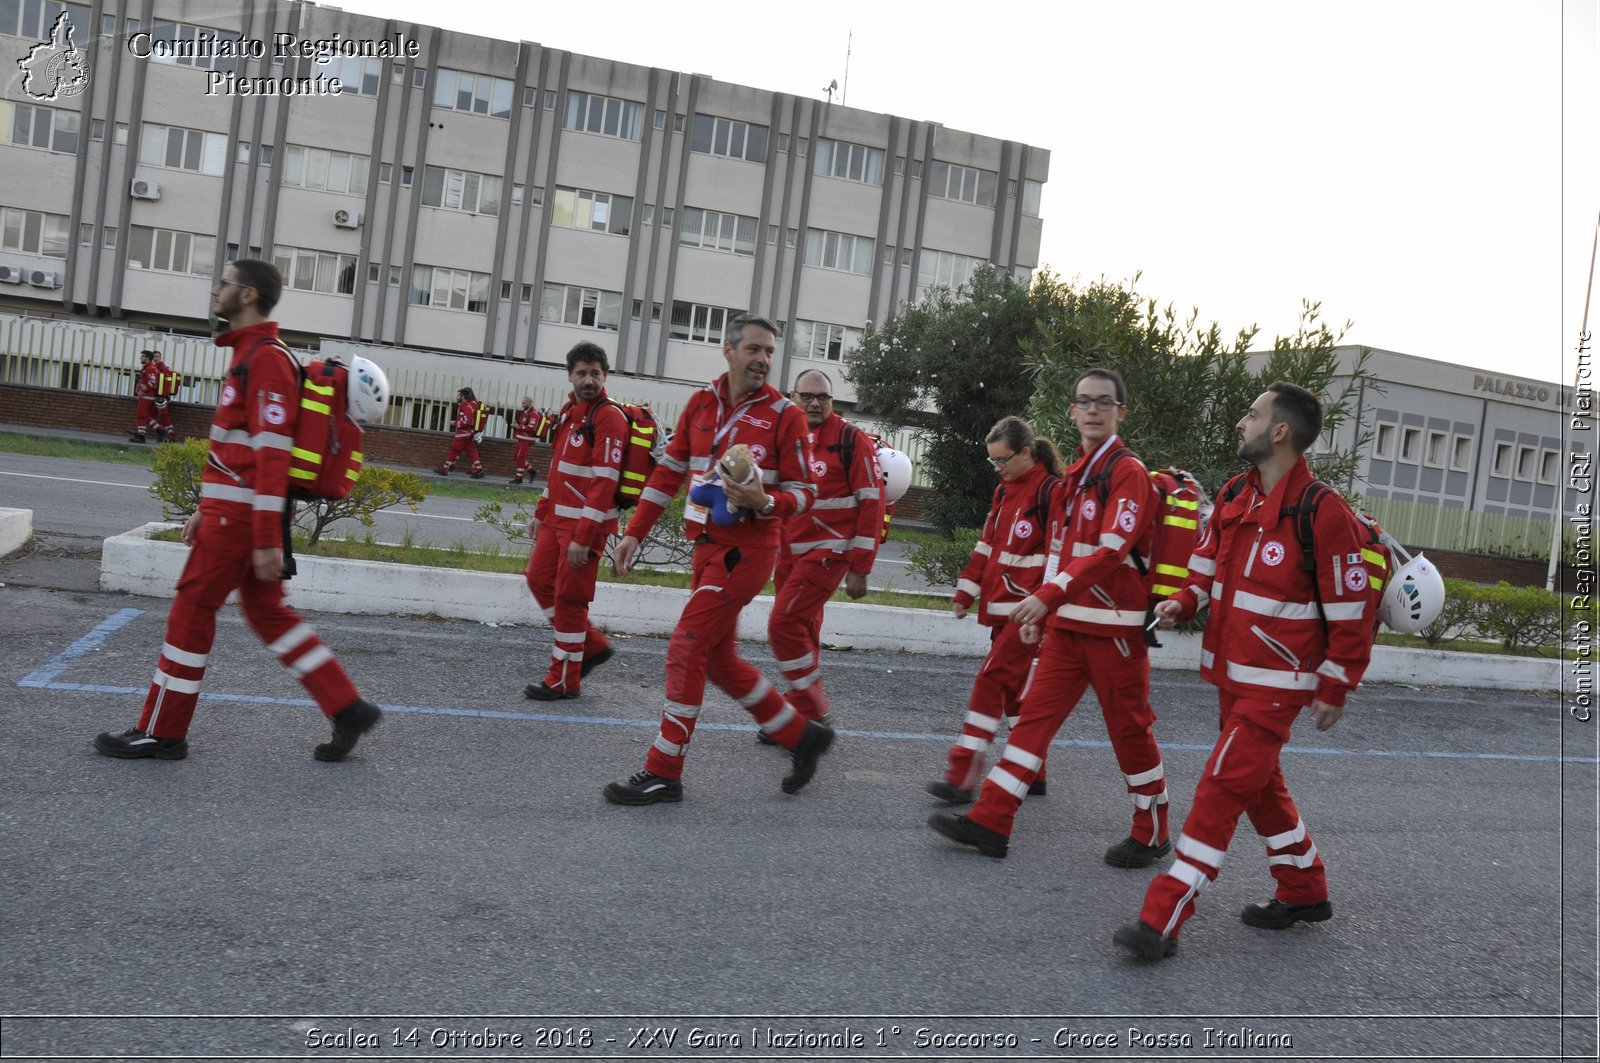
top-left (1, 544), bottom-right (1596, 1062)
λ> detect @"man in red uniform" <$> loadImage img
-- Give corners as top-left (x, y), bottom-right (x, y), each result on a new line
top-left (763, 368), bottom-right (884, 729)
top-left (509, 396), bottom-right (553, 485)
top-left (1115, 381), bottom-right (1380, 961)
top-left (929, 368), bottom-right (1171, 864)
top-left (606, 314), bottom-right (829, 804)
top-left (129, 349), bottom-right (172, 443)
top-left (435, 387), bottom-right (485, 478)
top-left (93, 260), bottom-right (381, 762)
top-left (523, 343), bottom-right (625, 700)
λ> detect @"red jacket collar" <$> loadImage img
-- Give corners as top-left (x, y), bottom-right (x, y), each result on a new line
top-left (1243, 455), bottom-right (1316, 527)
top-left (214, 320), bottom-right (278, 349)
top-left (712, 373), bottom-right (779, 408)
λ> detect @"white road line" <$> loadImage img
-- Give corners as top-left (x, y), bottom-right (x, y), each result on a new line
top-left (373, 509), bottom-right (476, 522)
top-left (0, 470), bottom-right (147, 490)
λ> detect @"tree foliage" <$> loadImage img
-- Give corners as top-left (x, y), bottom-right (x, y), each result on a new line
top-left (148, 437), bottom-right (208, 519)
top-left (293, 467), bottom-right (429, 545)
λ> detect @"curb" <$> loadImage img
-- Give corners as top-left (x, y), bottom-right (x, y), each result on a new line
top-left (0, 508), bottom-right (33, 559)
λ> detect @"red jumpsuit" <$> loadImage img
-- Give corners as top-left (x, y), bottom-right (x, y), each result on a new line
top-left (940, 461), bottom-right (1058, 790)
top-left (767, 413), bottom-right (884, 722)
top-left (512, 406), bottom-right (553, 482)
top-left (139, 322), bottom-right (362, 740)
top-left (622, 375), bottom-right (815, 777)
top-left (133, 361), bottom-right (173, 440)
top-left (1136, 457), bottom-right (1379, 942)
top-left (965, 436), bottom-right (1170, 846)
top-left (440, 399), bottom-right (485, 474)
top-left (523, 393), bottom-right (627, 694)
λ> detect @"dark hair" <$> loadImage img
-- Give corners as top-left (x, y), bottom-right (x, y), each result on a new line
top-left (1266, 380), bottom-right (1323, 454)
top-left (793, 368), bottom-right (832, 392)
top-left (458, 387), bottom-right (476, 402)
top-left (231, 258), bottom-right (282, 316)
top-left (1075, 366), bottom-right (1127, 405)
top-left (140, 349), bottom-right (158, 359)
top-left (566, 341), bottom-right (610, 373)
top-left (726, 313), bottom-right (780, 347)
top-left (985, 415), bottom-right (1063, 477)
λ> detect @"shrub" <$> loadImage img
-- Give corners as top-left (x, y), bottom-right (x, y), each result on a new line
top-left (147, 437), bottom-right (209, 519)
top-left (293, 467), bottom-right (430, 545)
top-left (475, 492), bottom-right (696, 570)
top-left (1415, 578), bottom-right (1486, 648)
top-left (907, 527), bottom-right (981, 588)
top-left (1470, 582), bottom-right (1564, 655)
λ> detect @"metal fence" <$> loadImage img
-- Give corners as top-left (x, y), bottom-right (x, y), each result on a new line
top-left (1360, 493), bottom-right (1574, 560)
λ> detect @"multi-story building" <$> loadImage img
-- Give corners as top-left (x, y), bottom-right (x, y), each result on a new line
top-left (0, 0), bottom-right (1049, 409)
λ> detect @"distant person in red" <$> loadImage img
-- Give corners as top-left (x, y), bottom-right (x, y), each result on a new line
top-left (436, 387), bottom-right (486, 478)
top-left (130, 349), bottom-right (175, 443)
top-left (510, 396), bottom-right (553, 485)
top-left (94, 259), bottom-right (381, 763)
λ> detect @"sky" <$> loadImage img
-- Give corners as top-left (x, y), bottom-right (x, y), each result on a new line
top-left (335, 0), bottom-right (1597, 388)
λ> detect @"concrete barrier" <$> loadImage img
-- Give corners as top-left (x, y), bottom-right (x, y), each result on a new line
top-left (0, 508), bottom-right (33, 558)
top-left (100, 522), bottom-right (1561, 694)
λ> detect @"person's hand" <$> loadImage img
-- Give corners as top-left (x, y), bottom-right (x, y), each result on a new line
top-left (1153, 599), bottom-right (1184, 629)
top-left (952, 600), bottom-right (970, 619)
top-left (472, 432), bottom-right (484, 444)
top-left (180, 512), bottom-right (201, 547)
top-left (613, 535), bottom-right (640, 576)
top-left (1308, 698), bottom-right (1345, 732)
top-left (1010, 594), bottom-right (1047, 627)
top-left (844, 571), bottom-right (868, 599)
top-left (527, 517), bottom-right (540, 543)
top-left (1019, 621), bottom-right (1043, 646)
top-left (722, 474), bottom-right (767, 511)
top-left (566, 541), bottom-right (592, 570)
top-left (252, 546), bottom-right (285, 581)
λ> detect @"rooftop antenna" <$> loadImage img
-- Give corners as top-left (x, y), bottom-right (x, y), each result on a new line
top-left (842, 30), bottom-right (852, 106)
top-left (823, 78), bottom-right (837, 104)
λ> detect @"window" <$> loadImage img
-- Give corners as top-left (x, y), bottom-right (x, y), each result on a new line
top-left (79, 222), bottom-right (92, 246)
top-left (90, 118), bottom-right (104, 141)
top-left (1, 208), bottom-right (70, 258)
top-left (1022, 179), bottom-right (1043, 217)
top-left (500, 280), bottom-right (512, 299)
top-left (367, 263), bottom-right (380, 283)
top-left (1373, 423), bottom-right (1396, 459)
top-left (103, 226), bottom-right (117, 248)
top-left (689, 114), bottom-right (768, 162)
top-left (1, 0), bottom-right (90, 38)
top-left (541, 283), bottom-right (622, 331)
top-left (531, 186), bottom-right (544, 206)
top-left (1450, 436), bottom-right (1473, 472)
top-left (669, 302), bottom-right (738, 345)
top-left (411, 265), bottom-right (491, 313)
top-left (563, 91), bottom-right (643, 141)
top-left (813, 137), bottom-right (884, 185)
top-left (283, 145), bottom-right (369, 195)
top-left (115, 123), bottom-right (129, 145)
top-left (235, 141), bottom-right (251, 163)
top-left (422, 166), bottom-right (503, 216)
top-left (1540, 450), bottom-right (1560, 485)
top-left (927, 160), bottom-right (998, 207)
top-left (323, 55), bottom-right (383, 97)
top-left (1516, 445), bottom-right (1536, 481)
top-left (401, 166), bottom-right (413, 187)
top-left (271, 244), bottom-right (358, 295)
top-left (804, 228), bottom-right (874, 275)
top-left (1, 102), bottom-right (80, 154)
top-left (143, 18), bottom-right (241, 72)
top-left (792, 319), bottom-right (861, 362)
top-left (1491, 442), bottom-right (1513, 477)
top-left (379, 163), bottom-right (391, 184)
top-left (259, 145), bottom-right (273, 166)
top-left (678, 207), bottom-right (756, 256)
top-left (511, 183), bottom-right (524, 206)
top-left (525, 86), bottom-right (537, 107)
top-left (392, 66), bottom-right (405, 85)
top-left (550, 186), bottom-right (632, 235)
top-left (641, 204), bottom-right (654, 227)
top-left (137, 123), bottom-right (228, 176)
top-left (433, 68), bottom-right (515, 118)
top-left (1426, 430), bottom-right (1448, 468)
top-left (917, 249), bottom-right (987, 293)
top-left (127, 225), bottom-right (214, 275)
top-left (389, 265), bottom-right (401, 286)
top-left (413, 68), bottom-right (426, 87)
top-left (654, 109), bottom-right (665, 129)
top-left (1398, 427), bottom-right (1421, 463)
top-left (544, 90), bottom-right (556, 110)
top-left (520, 284), bottom-right (532, 303)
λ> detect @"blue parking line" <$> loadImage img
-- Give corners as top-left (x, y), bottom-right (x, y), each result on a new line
top-left (20, 610), bottom-right (1599, 766)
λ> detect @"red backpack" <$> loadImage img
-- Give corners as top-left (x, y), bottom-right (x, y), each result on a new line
top-left (1144, 467), bottom-right (1208, 603)
top-left (563, 397), bottom-right (664, 509)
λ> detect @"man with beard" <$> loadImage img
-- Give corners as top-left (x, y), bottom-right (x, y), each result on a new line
top-left (1114, 381), bottom-right (1381, 961)
top-left (605, 315), bottom-right (828, 804)
top-left (93, 260), bottom-right (381, 762)
top-left (523, 342), bottom-right (625, 700)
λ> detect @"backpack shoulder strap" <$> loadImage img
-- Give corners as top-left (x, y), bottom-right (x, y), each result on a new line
top-left (1029, 473), bottom-right (1061, 522)
top-left (1086, 444), bottom-right (1136, 504)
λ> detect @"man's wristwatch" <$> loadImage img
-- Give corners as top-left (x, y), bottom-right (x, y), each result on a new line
top-left (759, 495), bottom-right (776, 516)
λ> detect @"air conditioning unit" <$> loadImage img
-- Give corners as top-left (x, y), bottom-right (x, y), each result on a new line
top-left (332, 208), bottom-right (363, 229)
top-left (29, 269), bottom-right (62, 289)
top-left (0, 265), bottom-right (23, 284)
top-left (130, 178), bottom-right (161, 201)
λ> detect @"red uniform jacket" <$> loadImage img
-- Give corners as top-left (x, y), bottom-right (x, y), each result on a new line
top-left (1032, 436), bottom-right (1158, 639)
top-left (137, 361), bottom-right (161, 399)
top-left (532, 391), bottom-right (629, 550)
top-left (625, 375), bottom-right (814, 548)
top-left (1166, 456), bottom-right (1379, 708)
top-left (514, 406), bottom-right (553, 443)
top-left (953, 461), bottom-right (1058, 627)
top-left (452, 399), bottom-right (484, 439)
top-left (780, 412), bottom-right (884, 574)
top-left (203, 322), bottom-right (298, 550)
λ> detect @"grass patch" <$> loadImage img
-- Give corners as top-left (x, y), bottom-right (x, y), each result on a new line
top-left (0, 431), bottom-right (158, 467)
top-left (886, 525), bottom-right (945, 546)
top-left (419, 477), bottom-right (538, 503)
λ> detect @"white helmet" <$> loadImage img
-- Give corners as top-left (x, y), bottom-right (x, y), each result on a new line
top-left (876, 445), bottom-right (913, 503)
top-left (1379, 551), bottom-right (1446, 634)
top-left (346, 356), bottom-right (390, 424)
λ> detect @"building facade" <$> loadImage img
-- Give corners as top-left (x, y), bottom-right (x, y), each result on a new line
top-left (0, 0), bottom-right (1049, 408)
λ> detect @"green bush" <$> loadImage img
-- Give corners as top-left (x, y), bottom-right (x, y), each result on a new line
top-left (1469, 581), bottom-right (1564, 655)
top-left (1416, 578), bottom-right (1486, 648)
top-left (148, 437), bottom-right (210, 519)
top-left (294, 467), bottom-right (430, 545)
top-left (907, 527), bottom-right (981, 588)
top-left (475, 492), bottom-right (696, 570)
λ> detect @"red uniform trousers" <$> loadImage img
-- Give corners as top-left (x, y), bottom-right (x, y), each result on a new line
top-left (135, 398), bottom-right (172, 438)
top-left (942, 622), bottom-right (1043, 790)
top-left (767, 553), bottom-right (850, 723)
top-left (966, 627), bottom-right (1169, 842)
top-left (644, 542), bottom-right (809, 779)
top-left (442, 434), bottom-right (481, 473)
top-left (139, 511), bottom-right (360, 739)
top-left (1138, 691), bottom-right (1326, 939)
top-left (512, 440), bottom-right (535, 479)
top-left (523, 523), bottom-right (610, 694)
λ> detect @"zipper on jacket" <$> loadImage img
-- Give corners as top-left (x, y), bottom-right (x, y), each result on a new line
top-left (1250, 623), bottom-right (1303, 674)
top-left (1242, 526), bottom-right (1265, 579)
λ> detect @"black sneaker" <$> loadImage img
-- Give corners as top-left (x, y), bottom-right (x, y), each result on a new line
top-left (508, 476), bottom-right (524, 485)
top-left (579, 645), bottom-right (615, 678)
top-left (313, 699), bottom-right (382, 762)
top-left (1113, 921), bottom-right (1179, 960)
top-left (128, 435), bottom-right (146, 444)
top-left (1104, 835), bottom-right (1172, 868)
top-left (926, 779), bottom-right (976, 804)
top-left (1028, 778), bottom-right (1048, 797)
top-left (928, 811), bottom-right (1008, 858)
top-left (94, 728), bottom-right (187, 760)
top-left (469, 470), bottom-right (485, 479)
top-left (434, 465), bottom-right (450, 475)
top-left (524, 681), bottom-right (578, 701)
top-left (604, 770), bottom-right (683, 805)
top-left (1240, 898), bottom-right (1333, 929)
top-left (780, 720), bottom-right (834, 794)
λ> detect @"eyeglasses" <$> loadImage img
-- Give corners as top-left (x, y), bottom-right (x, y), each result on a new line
top-left (987, 451), bottom-right (1017, 470)
top-left (1072, 395), bottom-right (1122, 411)
top-left (212, 278), bottom-right (254, 291)
top-left (794, 391), bottom-right (833, 405)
